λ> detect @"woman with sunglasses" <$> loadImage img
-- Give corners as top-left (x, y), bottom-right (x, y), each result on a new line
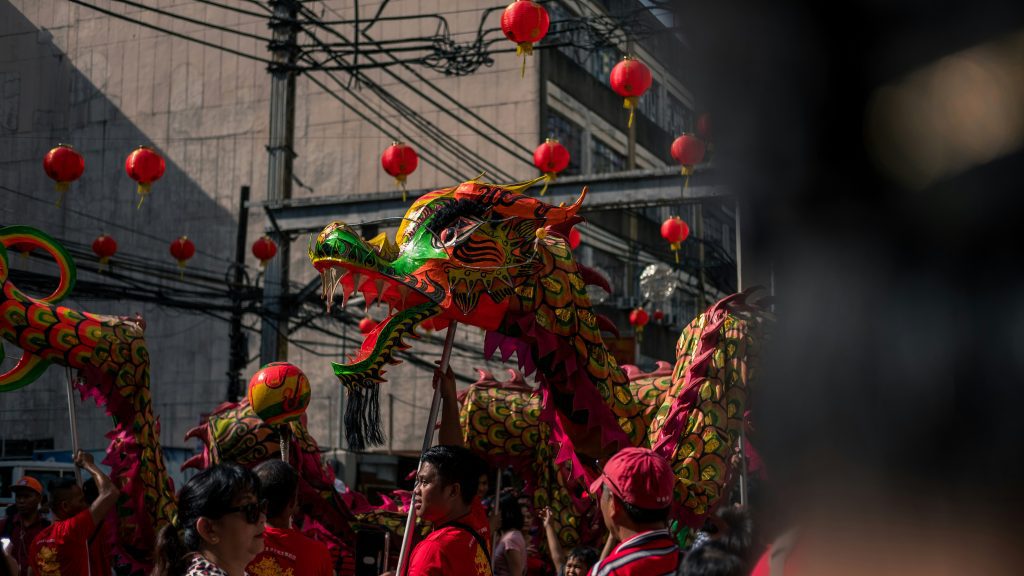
top-left (152, 463), bottom-right (266, 576)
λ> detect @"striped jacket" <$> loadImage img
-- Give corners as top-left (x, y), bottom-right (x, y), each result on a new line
top-left (588, 529), bottom-right (680, 576)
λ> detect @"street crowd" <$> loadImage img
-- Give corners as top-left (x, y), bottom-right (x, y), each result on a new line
top-left (0, 367), bottom-right (762, 576)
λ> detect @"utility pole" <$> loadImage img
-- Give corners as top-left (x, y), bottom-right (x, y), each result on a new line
top-left (260, 0), bottom-right (300, 364)
top-left (228, 185), bottom-right (251, 401)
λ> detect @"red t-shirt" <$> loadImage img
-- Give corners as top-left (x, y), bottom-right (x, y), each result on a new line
top-left (246, 525), bottom-right (334, 576)
top-left (408, 510), bottom-right (493, 576)
top-left (88, 520), bottom-right (112, 576)
top-left (28, 509), bottom-right (100, 576)
top-left (468, 499), bottom-right (492, 553)
top-left (587, 529), bottom-right (679, 576)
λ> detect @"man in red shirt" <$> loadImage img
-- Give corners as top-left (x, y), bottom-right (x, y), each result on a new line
top-left (383, 445), bottom-right (491, 576)
top-left (246, 460), bottom-right (334, 576)
top-left (587, 448), bottom-right (680, 576)
top-left (435, 365), bottom-right (495, 552)
top-left (0, 476), bottom-right (50, 576)
top-left (28, 450), bottom-right (120, 576)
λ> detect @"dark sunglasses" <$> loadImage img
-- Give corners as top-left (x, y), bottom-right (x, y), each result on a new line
top-left (223, 499), bottom-right (267, 524)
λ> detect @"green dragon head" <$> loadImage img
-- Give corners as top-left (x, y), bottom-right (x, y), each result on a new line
top-left (309, 180), bottom-right (591, 449)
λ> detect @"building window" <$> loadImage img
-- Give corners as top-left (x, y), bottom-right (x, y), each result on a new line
top-left (593, 138), bottom-right (626, 173)
top-left (547, 110), bottom-right (583, 176)
top-left (548, 2), bottom-right (694, 141)
top-left (666, 93), bottom-right (691, 136)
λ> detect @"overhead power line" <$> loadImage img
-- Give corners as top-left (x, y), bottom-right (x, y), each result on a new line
top-left (66, 0), bottom-right (275, 65)
top-left (104, 0), bottom-right (272, 43)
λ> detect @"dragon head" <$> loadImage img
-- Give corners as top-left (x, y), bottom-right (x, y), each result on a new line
top-left (310, 180), bottom-right (588, 449)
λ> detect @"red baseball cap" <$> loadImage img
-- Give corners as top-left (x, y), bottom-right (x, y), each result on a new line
top-left (589, 447), bottom-right (675, 510)
top-left (12, 476), bottom-right (43, 495)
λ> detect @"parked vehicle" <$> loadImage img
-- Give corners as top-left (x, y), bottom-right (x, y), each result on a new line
top-left (0, 460), bottom-right (92, 508)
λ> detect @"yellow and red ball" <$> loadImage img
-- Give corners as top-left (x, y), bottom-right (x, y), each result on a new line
top-left (247, 362), bottom-right (311, 426)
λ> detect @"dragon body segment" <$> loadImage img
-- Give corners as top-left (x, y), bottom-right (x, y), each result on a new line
top-left (0, 226), bottom-right (175, 575)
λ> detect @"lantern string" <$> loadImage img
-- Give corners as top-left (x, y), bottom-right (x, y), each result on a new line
top-left (538, 173), bottom-right (553, 196)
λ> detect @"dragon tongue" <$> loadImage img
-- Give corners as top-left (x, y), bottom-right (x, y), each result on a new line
top-left (334, 302), bottom-right (440, 372)
top-left (333, 301), bottom-right (442, 451)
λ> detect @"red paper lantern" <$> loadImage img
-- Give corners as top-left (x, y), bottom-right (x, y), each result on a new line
top-left (532, 138), bottom-right (570, 196)
top-left (359, 316), bottom-right (379, 335)
top-left (381, 142), bottom-right (419, 202)
top-left (92, 234), bottom-right (117, 272)
top-left (125, 146), bottom-right (166, 209)
top-left (568, 228), bottom-right (581, 250)
top-left (629, 307), bottom-right (650, 342)
top-left (251, 235), bottom-right (278, 268)
top-left (609, 57), bottom-right (652, 128)
top-left (169, 236), bottom-right (195, 271)
top-left (43, 144), bottom-right (85, 205)
top-left (696, 113), bottom-right (712, 140)
top-left (660, 216), bottom-right (690, 263)
top-left (653, 310), bottom-right (665, 322)
top-left (501, 0), bottom-right (549, 76)
top-left (671, 134), bottom-right (706, 178)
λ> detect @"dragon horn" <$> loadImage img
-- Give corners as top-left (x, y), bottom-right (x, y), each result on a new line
top-left (545, 186), bottom-right (588, 225)
top-left (181, 454), bottom-right (206, 471)
top-left (183, 425), bottom-right (209, 443)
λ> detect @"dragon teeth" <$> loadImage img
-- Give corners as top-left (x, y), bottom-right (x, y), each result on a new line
top-left (321, 269), bottom-right (338, 311)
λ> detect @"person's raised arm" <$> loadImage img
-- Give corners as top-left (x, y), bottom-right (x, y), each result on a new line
top-left (539, 507), bottom-right (567, 571)
top-left (434, 365), bottom-right (464, 447)
top-left (74, 450), bottom-right (119, 525)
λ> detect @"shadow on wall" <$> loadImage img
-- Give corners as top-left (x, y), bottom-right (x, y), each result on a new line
top-left (0, 3), bottom-right (243, 450)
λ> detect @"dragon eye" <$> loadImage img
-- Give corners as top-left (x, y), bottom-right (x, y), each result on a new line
top-left (439, 227), bottom-right (459, 246)
top-left (433, 218), bottom-right (481, 249)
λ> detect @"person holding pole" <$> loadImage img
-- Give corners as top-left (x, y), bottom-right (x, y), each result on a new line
top-left (28, 450), bottom-right (120, 576)
top-left (246, 460), bottom-right (333, 576)
top-left (381, 445), bottom-right (492, 576)
top-left (435, 364), bottom-right (497, 552)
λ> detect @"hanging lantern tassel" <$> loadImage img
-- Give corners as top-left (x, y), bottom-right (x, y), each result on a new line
top-left (624, 96), bottom-right (639, 128)
top-left (681, 165), bottom-right (695, 190)
top-left (671, 242), bottom-right (681, 263)
top-left (539, 172), bottom-right (555, 196)
top-left (55, 183), bottom-right (68, 208)
top-left (395, 175), bottom-right (408, 202)
top-left (517, 42), bottom-right (533, 78)
top-left (136, 183), bottom-right (151, 209)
